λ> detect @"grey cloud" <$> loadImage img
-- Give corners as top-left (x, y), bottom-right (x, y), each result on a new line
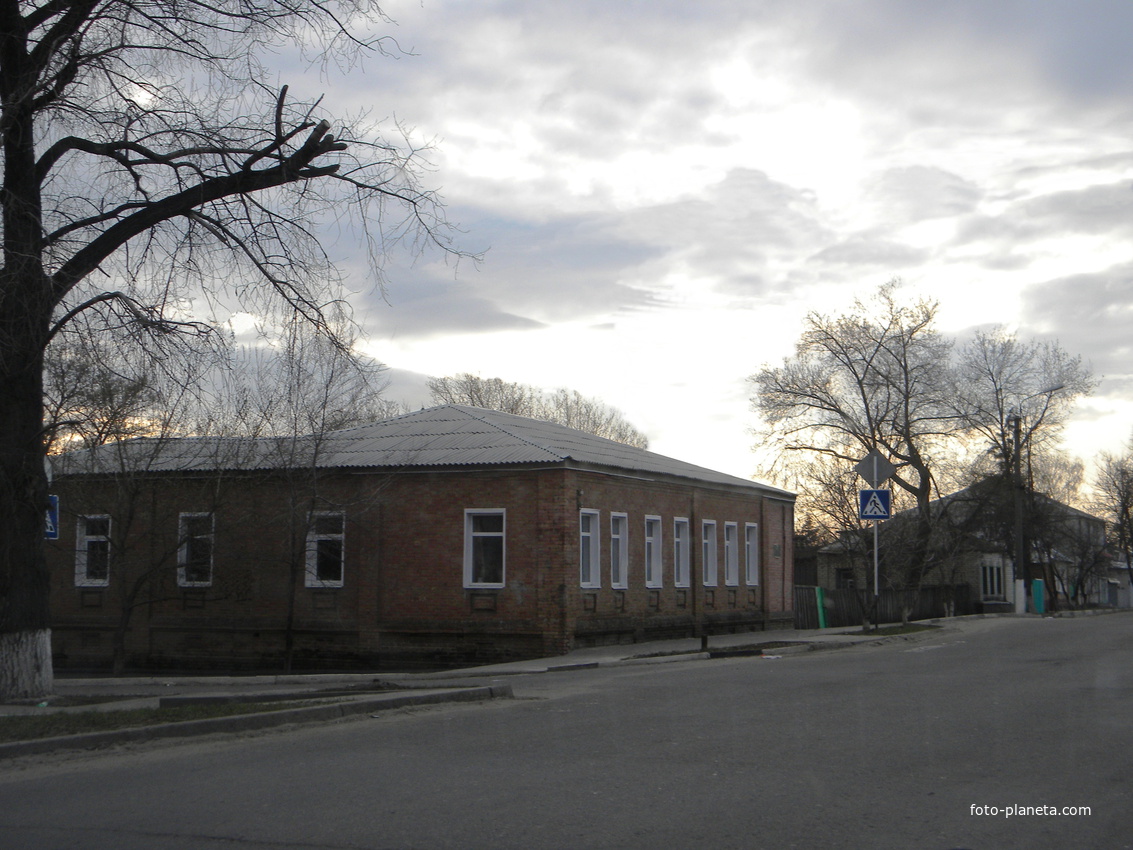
top-left (863, 166), bottom-right (982, 225)
top-left (946, 181), bottom-right (1133, 276)
top-left (808, 238), bottom-right (928, 269)
top-left (1021, 265), bottom-right (1133, 384)
top-left (361, 208), bottom-right (666, 341)
top-left (1018, 182), bottom-right (1133, 238)
top-left (624, 168), bottom-right (833, 294)
top-left (364, 274), bottom-right (547, 340)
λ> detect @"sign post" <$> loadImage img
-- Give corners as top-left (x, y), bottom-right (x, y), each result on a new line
top-left (854, 450), bottom-right (896, 601)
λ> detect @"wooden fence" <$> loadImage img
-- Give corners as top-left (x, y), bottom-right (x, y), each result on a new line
top-left (793, 584), bottom-right (972, 630)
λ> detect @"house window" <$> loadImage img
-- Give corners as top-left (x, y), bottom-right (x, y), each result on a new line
top-left (724, 523), bottom-right (739, 586)
top-left (644, 515), bottom-right (662, 588)
top-left (702, 520), bottom-right (718, 587)
top-left (75, 515), bottom-right (111, 587)
top-left (580, 509), bottom-right (601, 588)
top-left (610, 512), bottom-right (628, 589)
top-left (465, 510), bottom-right (505, 588)
top-left (306, 512), bottom-right (345, 588)
top-left (674, 518), bottom-right (691, 588)
top-left (981, 562), bottom-right (1005, 601)
top-left (745, 523), bottom-right (760, 586)
top-left (835, 568), bottom-right (855, 590)
top-left (178, 513), bottom-right (214, 587)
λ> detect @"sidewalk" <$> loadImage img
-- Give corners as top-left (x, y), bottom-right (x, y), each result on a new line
top-left (0, 619), bottom-right (959, 759)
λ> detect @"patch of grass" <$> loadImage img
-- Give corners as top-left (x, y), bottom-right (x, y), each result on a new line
top-left (0, 700), bottom-right (326, 744)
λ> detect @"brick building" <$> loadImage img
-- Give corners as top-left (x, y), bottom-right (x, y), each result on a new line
top-left (47, 405), bottom-right (795, 671)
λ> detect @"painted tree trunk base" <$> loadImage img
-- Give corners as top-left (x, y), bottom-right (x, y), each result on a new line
top-left (0, 629), bottom-right (54, 700)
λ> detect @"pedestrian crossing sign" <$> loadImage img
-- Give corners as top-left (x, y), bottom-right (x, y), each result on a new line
top-left (45, 494), bottom-right (60, 540)
top-left (859, 489), bottom-right (891, 520)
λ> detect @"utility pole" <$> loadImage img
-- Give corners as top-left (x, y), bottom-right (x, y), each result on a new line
top-left (1010, 412), bottom-right (1028, 609)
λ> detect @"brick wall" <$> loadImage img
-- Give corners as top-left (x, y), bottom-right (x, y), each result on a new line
top-left (46, 462), bottom-right (794, 670)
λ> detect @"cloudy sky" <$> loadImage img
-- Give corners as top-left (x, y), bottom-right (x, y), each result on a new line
top-left (280, 0), bottom-right (1133, 482)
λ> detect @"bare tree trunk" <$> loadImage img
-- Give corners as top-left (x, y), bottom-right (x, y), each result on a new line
top-left (0, 323), bottom-right (55, 699)
top-left (0, 629), bottom-right (52, 699)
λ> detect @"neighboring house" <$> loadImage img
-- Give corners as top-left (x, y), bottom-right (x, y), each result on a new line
top-left (815, 481), bottom-right (1109, 614)
top-left (1103, 556), bottom-right (1133, 609)
top-left (47, 405), bottom-right (796, 671)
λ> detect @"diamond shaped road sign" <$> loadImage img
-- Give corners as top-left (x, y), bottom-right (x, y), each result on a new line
top-left (854, 449), bottom-right (897, 488)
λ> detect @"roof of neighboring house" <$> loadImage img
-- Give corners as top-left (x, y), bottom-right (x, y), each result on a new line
top-left (56, 404), bottom-right (794, 499)
top-left (907, 481), bottom-right (1103, 527)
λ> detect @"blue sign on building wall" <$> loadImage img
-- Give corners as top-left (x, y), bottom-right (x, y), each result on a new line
top-left (45, 495), bottom-right (59, 540)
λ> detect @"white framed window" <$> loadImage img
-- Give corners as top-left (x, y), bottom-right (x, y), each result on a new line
top-left (702, 520), bottom-right (718, 587)
top-left (610, 512), bottom-right (628, 589)
top-left (724, 522), bottom-right (739, 587)
top-left (75, 515), bottom-right (111, 587)
top-left (465, 509), bottom-right (505, 588)
top-left (178, 513), bottom-right (214, 587)
top-left (673, 517), bottom-right (691, 588)
top-left (981, 562), bottom-right (1005, 601)
top-left (644, 515), bottom-right (662, 588)
top-left (306, 512), bottom-right (345, 588)
top-left (580, 509), bottom-right (601, 588)
top-left (745, 523), bottom-right (760, 586)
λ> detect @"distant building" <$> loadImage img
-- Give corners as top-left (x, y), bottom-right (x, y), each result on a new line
top-left (48, 405), bottom-right (795, 671)
top-left (814, 481), bottom-right (1109, 614)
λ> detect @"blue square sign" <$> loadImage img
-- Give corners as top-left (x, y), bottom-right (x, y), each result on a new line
top-left (859, 489), bottom-right (891, 520)
top-left (45, 495), bottom-right (59, 540)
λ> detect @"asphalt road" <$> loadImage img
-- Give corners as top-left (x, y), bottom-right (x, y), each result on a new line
top-left (1, 614), bottom-right (1131, 849)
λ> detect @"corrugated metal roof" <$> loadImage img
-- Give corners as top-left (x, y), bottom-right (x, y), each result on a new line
top-left (57, 404), bottom-right (794, 498)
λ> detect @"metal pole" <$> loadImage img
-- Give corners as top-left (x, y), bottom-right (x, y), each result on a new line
top-left (873, 453), bottom-right (880, 599)
top-left (873, 520), bottom-right (879, 598)
top-left (1012, 413), bottom-right (1027, 610)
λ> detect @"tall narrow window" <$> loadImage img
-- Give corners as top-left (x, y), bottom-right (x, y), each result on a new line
top-left (465, 510), bottom-right (505, 588)
top-left (75, 515), bottom-right (111, 587)
top-left (673, 518), bottom-right (690, 588)
top-left (580, 509), bottom-right (601, 588)
top-left (610, 513), bottom-right (628, 589)
top-left (745, 523), bottom-right (760, 586)
top-left (702, 520), bottom-right (718, 587)
top-left (178, 513), bottom-right (214, 587)
top-left (644, 516), bottom-right (662, 588)
top-left (724, 522), bottom-right (738, 586)
top-left (307, 512), bottom-right (345, 587)
top-left (981, 562), bottom-right (1005, 601)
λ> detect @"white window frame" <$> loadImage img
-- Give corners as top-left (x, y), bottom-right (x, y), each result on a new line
top-left (580, 509), bottom-right (601, 588)
top-left (724, 522), bottom-right (739, 587)
top-left (644, 515), bottom-right (663, 588)
top-left (673, 517), bottom-right (691, 588)
top-left (464, 509), bottom-right (506, 589)
top-left (702, 520), bottom-right (718, 587)
top-left (745, 522), bottom-right (760, 586)
top-left (75, 515), bottom-right (111, 587)
top-left (306, 511), bottom-right (346, 588)
top-left (178, 512), bottom-right (214, 588)
top-left (610, 512), bottom-right (629, 589)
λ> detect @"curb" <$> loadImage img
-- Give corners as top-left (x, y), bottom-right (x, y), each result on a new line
top-left (0, 685), bottom-right (512, 761)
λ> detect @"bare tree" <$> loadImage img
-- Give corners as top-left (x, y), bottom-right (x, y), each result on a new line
top-left (225, 317), bottom-right (393, 670)
top-left (426, 373), bottom-right (539, 416)
top-left (953, 328), bottom-right (1093, 477)
top-left (1, 0), bottom-right (463, 698)
top-left (751, 282), bottom-right (956, 604)
top-left (1094, 440), bottom-right (1133, 573)
top-left (427, 373), bottom-right (649, 448)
